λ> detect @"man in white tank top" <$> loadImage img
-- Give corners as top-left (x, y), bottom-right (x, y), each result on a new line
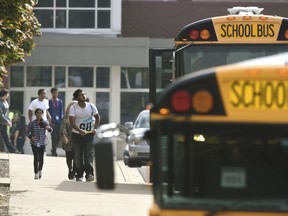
top-left (69, 89), bottom-right (100, 182)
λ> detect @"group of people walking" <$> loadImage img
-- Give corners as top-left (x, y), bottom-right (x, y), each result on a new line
top-left (0, 87), bottom-right (100, 182)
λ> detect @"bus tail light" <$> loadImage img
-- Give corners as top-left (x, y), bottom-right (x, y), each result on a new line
top-left (285, 29), bottom-right (288, 40)
top-left (189, 30), bottom-right (199, 40)
top-left (171, 90), bottom-right (191, 112)
top-left (171, 90), bottom-right (214, 114)
top-left (192, 90), bottom-right (214, 113)
top-left (189, 29), bottom-right (211, 40)
top-left (200, 29), bottom-right (210, 40)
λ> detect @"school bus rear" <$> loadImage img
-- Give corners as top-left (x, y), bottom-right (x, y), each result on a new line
top-left (149, 62), bottom-right (288, 216)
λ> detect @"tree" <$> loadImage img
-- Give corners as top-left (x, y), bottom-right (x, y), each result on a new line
top-left (0, 0), bottom-right (41, 86)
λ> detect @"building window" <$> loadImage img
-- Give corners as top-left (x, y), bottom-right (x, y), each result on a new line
top-left (96, 92), bottom-right (109, 124)
top-left (10, 66), bottom-right (24, 87)
top-left (27, 66), bottom-right (52, 86)
top-left (96, 67), bottom-right (110, 88)
top-left (68, 67), bottom-right (93, 87)
top-left (35, 0), bottom-right (111, 29)
top-left (120, 92), bottom-right (149, 124)
top-left (69, 10), bottom-right (95, 28)
top-left (121, 67), bottom-right (149, 89)
top-left (10, 91), bottom-right (24, 114)
top-left (120, 67), bottom-right (149, 123)
top-left (55, 66), bottom-right (66, 88)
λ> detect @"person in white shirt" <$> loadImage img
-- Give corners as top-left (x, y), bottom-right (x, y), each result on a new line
top-left (69, 89), bottom-right (100, 182)
top-left (28, 89), bottom-right (51, 123)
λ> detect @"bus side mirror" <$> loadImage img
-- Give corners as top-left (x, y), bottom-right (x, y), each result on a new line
top-left (94, 138), bottom-right (114, 189)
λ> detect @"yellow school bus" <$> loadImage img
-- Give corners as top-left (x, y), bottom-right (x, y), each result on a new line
top-left (148, 52), bottom-right (288, 216)
top-left (150, 6), bottom-right (288, 104)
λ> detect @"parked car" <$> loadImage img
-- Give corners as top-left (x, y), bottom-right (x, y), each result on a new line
top-left (123, 110), bottom-right (150, 167)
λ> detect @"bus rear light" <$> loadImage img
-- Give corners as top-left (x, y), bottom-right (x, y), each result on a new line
top-left (200, 29), bottom-right (210, 40)
top-left (171, 90), bottom-right (191, 112)
top-left (284, 29), bottom-right (288, 40)
top-left (192, 90), bottom-right (213, 113)
top-left (189, 30), bottom-right (199, 40)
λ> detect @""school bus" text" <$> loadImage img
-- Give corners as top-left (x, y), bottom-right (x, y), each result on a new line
top-left (221, 24), bottom-right (275, 38)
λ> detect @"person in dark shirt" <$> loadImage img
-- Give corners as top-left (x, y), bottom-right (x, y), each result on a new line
top-left (0, 88), bottom-right (16, 153)
top-left (14, 114), bottom-right (26, 154)
top-left (48, 87), bottom-right (64, 156)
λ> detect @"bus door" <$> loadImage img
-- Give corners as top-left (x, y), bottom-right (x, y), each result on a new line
top-left (149, 48), bottom-right (174, 104)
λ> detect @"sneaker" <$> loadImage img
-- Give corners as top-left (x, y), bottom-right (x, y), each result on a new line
top-left (34, 172), bottom-right (39, 180)
top-left (39, 171), bottom-right (42, 179)
top-left (86, 175), bottom-right (94, 182)
top-left (76, 177), bottom-right (83, 181)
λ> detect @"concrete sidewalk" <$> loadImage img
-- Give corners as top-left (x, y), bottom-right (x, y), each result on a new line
top-left (1, 153), bottom-right (152, 216)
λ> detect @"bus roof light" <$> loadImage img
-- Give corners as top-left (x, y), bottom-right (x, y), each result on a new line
top-left (171, 90), bottom-right (191, 112)
top-left (259, 16), bottom-right (268, 20)
top-left (243, 16), bottom-right (252, 20)
top-left (189, 30), bottom-right (199, 40)
top-left (192, 90), bottom-right (213, 113)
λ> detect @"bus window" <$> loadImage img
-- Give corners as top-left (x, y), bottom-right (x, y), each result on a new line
top-left (180, 44), bottom-right (288, 75)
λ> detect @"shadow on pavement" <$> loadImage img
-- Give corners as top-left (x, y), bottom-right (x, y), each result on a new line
top-left (55, 180), bottom-right (152, 195)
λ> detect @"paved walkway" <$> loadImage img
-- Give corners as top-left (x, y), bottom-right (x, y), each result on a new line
top-left (0, 153), bottom-right (153, 216)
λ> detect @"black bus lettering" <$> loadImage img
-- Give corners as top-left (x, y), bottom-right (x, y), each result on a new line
top-left (230, 81), bottom-right (242, 107)
top-left (221, 23), bottom-right (275, 38)
top-left (220, 24), bottom-right (227, 37)
top-left (242, 81), bottom-right (253, 107)
top-left (257, 24), bottom-right (263, 37)
top-left (269, 24), bottom-right (275, 37)
top-left (263, 82), bottom-right (274, 107)
top-left (231, 81), bottom-right (288, 109)
top-left (276, 82), bottom-right (286, 107)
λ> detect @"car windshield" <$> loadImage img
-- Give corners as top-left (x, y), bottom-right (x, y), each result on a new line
top-left (134, 111), bottom-right (150, 129)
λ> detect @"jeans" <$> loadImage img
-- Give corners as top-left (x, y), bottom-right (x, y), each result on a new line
top-left (71, 133), bottom-right (94, 179)
top-left (31, 145), bottom-right (45, 174)
top-left (0, 125), bottom-right (16, 153)
top-left (65, 150), bottom-right (74, 172)
top-left (51, 123), bottom-right (61, 155)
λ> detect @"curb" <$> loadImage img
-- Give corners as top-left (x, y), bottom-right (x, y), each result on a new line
top-left (0, 152), bottom-right (10, 187)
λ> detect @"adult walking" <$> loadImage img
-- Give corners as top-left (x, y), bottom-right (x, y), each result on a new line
top-left (69, 89), bottom-right (100, 182)
top-left (28, 88), bottom-right (51, 123)
top-left (61, 100), bottom-right (77, 180)
top-left (49, 87), bottom-right (64, 156)
top-left (25, 108), bottom-right (53, 179)
top-left (0, 88), bottom-right (16, 153)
